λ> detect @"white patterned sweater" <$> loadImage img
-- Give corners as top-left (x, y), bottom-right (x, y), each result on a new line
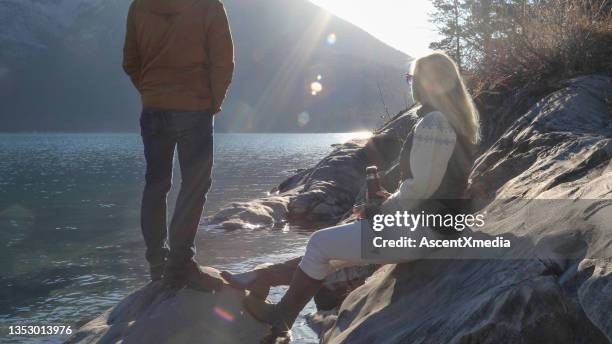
top-left (381, 111), bottom-right (458, 213)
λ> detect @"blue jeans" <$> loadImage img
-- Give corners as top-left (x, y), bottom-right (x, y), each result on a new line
top-left (140, 108), bottom-right (214, 270)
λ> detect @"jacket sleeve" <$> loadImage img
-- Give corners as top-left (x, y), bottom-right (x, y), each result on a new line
top-left (381, 111), bottom-right (457, 213)
top-left (206, 2), bottom-right (235, 113)
top-left (122, 2), bottom-right (141, 89)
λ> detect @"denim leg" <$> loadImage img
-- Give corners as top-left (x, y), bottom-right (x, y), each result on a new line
top-left (167, 111), bottom-right (214, 267)
top-left (140, 110), bottom-right (176, 267)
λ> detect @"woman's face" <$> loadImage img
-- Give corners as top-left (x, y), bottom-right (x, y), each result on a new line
top-left (417, 61), bottom-right (454, 96)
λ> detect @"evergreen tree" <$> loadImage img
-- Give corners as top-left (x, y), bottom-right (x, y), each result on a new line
top-left (429, 0), bottom-right (469, 68)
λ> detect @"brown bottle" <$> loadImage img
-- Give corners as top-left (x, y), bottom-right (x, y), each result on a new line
top-left (366, 166), bottom-right (383, 203)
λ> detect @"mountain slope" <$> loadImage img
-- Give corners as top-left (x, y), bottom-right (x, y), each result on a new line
top-left (0, 0), bottom-right (411, 132)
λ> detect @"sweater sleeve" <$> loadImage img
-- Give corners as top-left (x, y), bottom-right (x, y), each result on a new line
top-left (122, 2), bottom-right (141, 89)
top-left (381, 111), bottom-right (457, 213)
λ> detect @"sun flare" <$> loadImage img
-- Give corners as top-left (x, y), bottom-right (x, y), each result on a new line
top-left (335, 131), bottom-right (373, 143)
top-left (309, 0), bottom-right (438, 57)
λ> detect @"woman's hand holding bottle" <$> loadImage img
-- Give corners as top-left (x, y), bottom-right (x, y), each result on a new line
top-left (375, 190), bottom-right (392, 200)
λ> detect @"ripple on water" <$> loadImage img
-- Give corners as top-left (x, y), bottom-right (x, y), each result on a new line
top-left (0, 133), bottom-right (358, 343)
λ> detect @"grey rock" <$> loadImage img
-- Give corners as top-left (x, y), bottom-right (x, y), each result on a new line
top-left (320, 261), bottom-right (609, 344)
top-left (66, 267), bottom-right (268, 344)
top-left (314, 265), bottom-right (381, 311)
top-left (578, 259), bottom-right (612, 342)
top-left (206, 111), bottom-right (417, 229)
top-left (204, 196), bottom-right (290, 230)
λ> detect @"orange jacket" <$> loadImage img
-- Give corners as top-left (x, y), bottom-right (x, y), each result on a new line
top-left (123, 0), bottom-right (234, 113)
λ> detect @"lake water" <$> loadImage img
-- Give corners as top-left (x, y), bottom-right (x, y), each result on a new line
top-left (0, 132), bottom-right (369, 344)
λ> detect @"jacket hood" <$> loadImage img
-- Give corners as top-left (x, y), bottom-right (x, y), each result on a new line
top-left (141, 0), bottom-right (200, 15)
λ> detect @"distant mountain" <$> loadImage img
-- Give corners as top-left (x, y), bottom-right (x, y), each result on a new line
top-left (0, 0), bottom-right (412, 132)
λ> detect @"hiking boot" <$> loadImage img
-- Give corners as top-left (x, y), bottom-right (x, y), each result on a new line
top-left (150, 262), bottom-right (166, 282)
top-left (221, 258), bottom-right (300, 300)
top-left (260, 328), bottom-right (292, 344)
top-left (164, 261), bottom-right (224, 292)
top-left (221, 264), bottom-right (274, 299)
top-left (243, 267), bottom-right (322, 339)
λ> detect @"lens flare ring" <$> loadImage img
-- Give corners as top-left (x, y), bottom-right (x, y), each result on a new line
top-left (213, 306), bottom-right (235, 322)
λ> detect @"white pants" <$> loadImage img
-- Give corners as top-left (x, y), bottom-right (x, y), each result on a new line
top-left (298, 220), bottom-right (438, 280)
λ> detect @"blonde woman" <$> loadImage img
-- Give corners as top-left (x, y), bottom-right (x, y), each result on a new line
top-left (224, 52), bottom-right (481, 341)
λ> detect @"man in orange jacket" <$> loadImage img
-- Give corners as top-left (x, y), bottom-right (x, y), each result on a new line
top-left (123, 0), bottom-right (234, 291)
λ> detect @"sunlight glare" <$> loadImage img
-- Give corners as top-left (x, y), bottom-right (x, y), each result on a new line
top-left (326, 32), bottom-right (337, 45)
top-left (297, 112), bottom-right (311, 127)
top-left (310, 81), bottom-right (323, 95)
top-left (251, 10), bottom-right (331, 118)
top-left (336, 131), bottom-right (372, 143)
top-left (310, 0), bottom-right (438, 57)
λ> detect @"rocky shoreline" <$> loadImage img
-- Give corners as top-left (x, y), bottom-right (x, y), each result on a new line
top-left (68, 75), bottom-right (612, 343)
top-left (315, 75), bottom-right (612, 343)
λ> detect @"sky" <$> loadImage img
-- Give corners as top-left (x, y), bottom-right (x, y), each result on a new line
top-left (309, 0), bottom-right (440, 57)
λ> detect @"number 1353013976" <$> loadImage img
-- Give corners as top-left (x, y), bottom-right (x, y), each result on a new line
top-left (8, 325), bottom-right (72, 336)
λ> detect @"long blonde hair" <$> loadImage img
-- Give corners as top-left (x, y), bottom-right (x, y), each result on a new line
top-left (411, 52), bottom-right (481, 145)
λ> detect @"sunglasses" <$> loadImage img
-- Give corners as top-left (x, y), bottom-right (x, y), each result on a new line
top-left (405, 73), bottom-right (413, 85)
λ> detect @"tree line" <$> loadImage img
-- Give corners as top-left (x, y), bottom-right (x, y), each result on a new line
top-left (429, 0), bottom-right (612, 94)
